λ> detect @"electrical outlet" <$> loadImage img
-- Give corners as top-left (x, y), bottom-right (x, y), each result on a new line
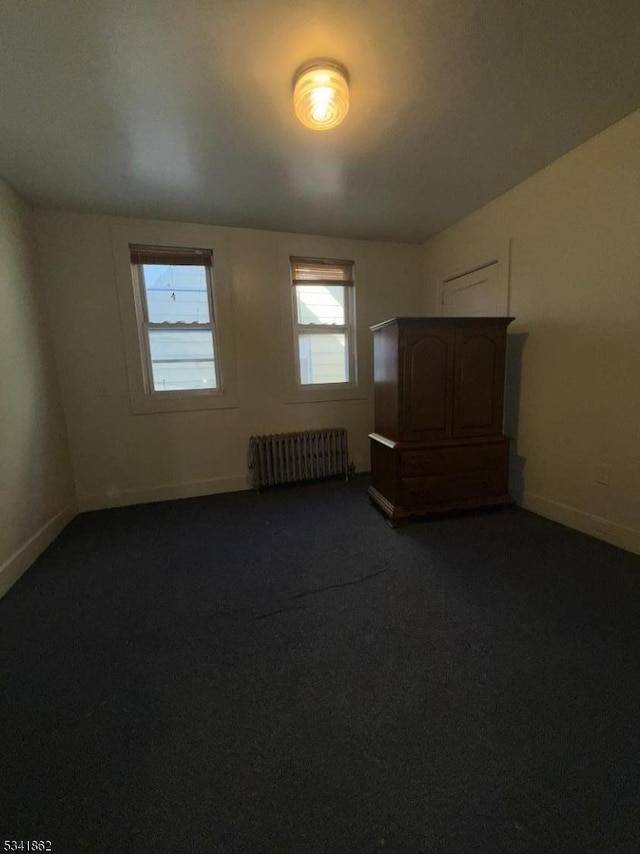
top-left (595, 464), bottom-right (612, 485)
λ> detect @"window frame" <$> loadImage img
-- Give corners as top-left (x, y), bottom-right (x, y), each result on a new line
top-left (130, 246), bottom-right (222, 398)
top-left (290, 256), bottom-right (356, 389)
top-left (112, 220), bottom-right (238, 415)
top-left (277, 235), bottom-right (367, 406)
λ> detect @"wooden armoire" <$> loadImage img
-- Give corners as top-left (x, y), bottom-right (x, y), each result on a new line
top-left (368, 316), bottom-right (514, 524)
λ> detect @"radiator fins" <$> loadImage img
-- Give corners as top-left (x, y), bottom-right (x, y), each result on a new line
top-left (249, 428), bottom-right (350, 491)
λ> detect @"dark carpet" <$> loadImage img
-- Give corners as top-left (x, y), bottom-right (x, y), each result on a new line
top-left (1, 475), bottom-right (640, 853)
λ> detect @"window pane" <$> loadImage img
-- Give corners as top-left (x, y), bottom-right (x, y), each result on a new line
top-left (143, 264), bottom-right (211, 324)
top-left (148, 330), bottom-right (217, 391)
top-left (298, 333), bottom-right (348, 384)
top-left (295, 285), bottom-right (345, 325)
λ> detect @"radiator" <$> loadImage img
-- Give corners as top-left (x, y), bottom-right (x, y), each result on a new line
top-left (249, 428), bottom-right (350, 491)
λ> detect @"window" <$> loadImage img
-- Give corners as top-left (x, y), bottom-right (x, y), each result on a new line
top-left (130, 245), bottom-right (220, 394)
top-left (290, 257), bottom-right (355, 386)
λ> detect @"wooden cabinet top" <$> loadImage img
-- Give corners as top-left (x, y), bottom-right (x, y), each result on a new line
top-left (370, 316), bottom-right (515, 332)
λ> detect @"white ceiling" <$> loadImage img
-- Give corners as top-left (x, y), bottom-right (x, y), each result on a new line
top-left (2, 0), bottom-right (640, 243)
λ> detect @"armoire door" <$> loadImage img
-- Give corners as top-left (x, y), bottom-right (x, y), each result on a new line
top-left (401, 327), bottom-right (454, 441)
top-left (453, 323), bottom-right (506, 438)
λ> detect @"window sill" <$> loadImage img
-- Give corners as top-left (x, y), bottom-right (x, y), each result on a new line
top-left (130, 390), bottom-right (239, 415)
top-left (284, 384), bottom-right (367, 405)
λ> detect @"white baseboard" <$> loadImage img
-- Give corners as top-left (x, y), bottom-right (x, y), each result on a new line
top-left (521, 491), bottom-right (640, 556)
top-left (0, 502), bottom-right (77, 599)
top-left (78, 475), bottom-right (249, 512)
top-left (78, 461), bottom-right (372, 513)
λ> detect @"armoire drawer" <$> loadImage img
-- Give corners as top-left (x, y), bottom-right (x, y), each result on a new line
top-left (400, 441), bottom-right (508, 478)
top-left (400, 468), bottom-right (507, 507)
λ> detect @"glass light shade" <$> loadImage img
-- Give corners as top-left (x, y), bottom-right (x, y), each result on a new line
top-left (293, 61), bottom-right (349, 131)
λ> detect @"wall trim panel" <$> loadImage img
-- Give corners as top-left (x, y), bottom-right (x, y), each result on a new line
top-left (0, 502), bottom-right (78, 599)
top-left (521, 491), bottom-right (640, 556)
top-left (78, 454), bottom-right (372, 512)
top-left (78, 475), bottom-right (248, 511)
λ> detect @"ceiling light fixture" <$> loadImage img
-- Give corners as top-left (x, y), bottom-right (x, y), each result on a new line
top-left (293, 60), bottom-right (349, 131)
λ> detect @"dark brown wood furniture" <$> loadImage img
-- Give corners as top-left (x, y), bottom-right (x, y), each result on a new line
top-left (368, 316), bottom-right (514, 524)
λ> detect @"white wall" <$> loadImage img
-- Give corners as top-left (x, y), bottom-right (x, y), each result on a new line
top-left (0, 180), bottom-right (76, 596)
top-left (34, 210), bottom-right (424, 511)
top-left (423, 108), bottom-right (640, 554)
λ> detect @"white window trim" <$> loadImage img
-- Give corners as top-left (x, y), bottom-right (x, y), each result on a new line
top-left (291, 257), bottom-right (356, 389)
top-left (278, 236), bottom-right (368, 404)
top-left (112, 220), bottom-right (238, 414)
top-left (131, 251), bottom-right (221, 397)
